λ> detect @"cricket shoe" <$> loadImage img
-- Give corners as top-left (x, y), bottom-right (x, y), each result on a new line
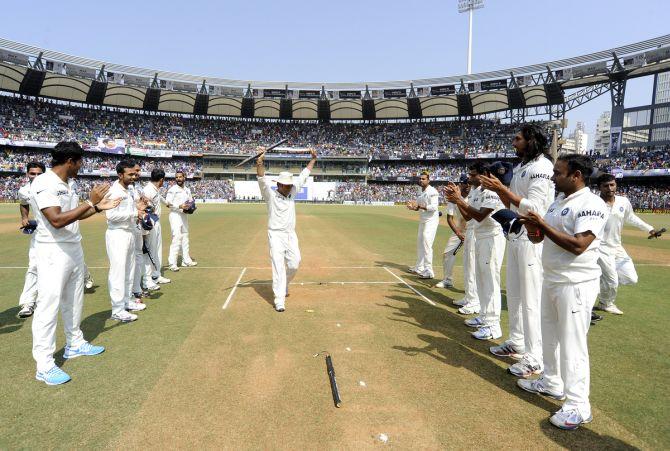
top-left (126, 301), bottom-right (146, 312)
top-left (489, 342), bottom-right (523, 360)
top-left (418, 272), bottom-right (434, 280)
top-left (85, 274), bottom-right (94, 290)
top-left (549, 408), bottom-right (592, 430)
top-left (458, 304), bottom-right (480, 315)
top-left (472, 325), bottom-right (502, 340)
top-left (590, 312), bottom-right (603, 325)
top-left (453, 298), bottom-right (468, 307)
top-left (145, 283), bottom-right (161, 291)
top-left (111, 311), bottom-right (138, 322)
top-left (64, 342), bottom-right (105, 359)
top-left (36, 366), bottom-right (71, 386)
top-left (464, 316), bottom-right (484, 328)
top-left (168, 265), bottom-right (180, 272)
top-left (275, 304), bottom-right (285, 313)
top-left (154, 276), bottom-right (171, 284)
top-left (18, 304), bottom-right (35, 318)
top-left (600, 304), bottom-right (623, 315)
top-left (434, 280), bottom-right (453, 289)
top-left (508, 357), bottom-right (542, 378)
top-left (407, 267), bottom-right (419, 274)
top-left (181, 261), bottom-right (198, 267)
top-left (517, 378), bottom-right (565, 401)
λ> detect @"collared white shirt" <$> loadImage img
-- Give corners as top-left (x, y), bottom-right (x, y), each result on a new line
top-left (143, 182), bottom-right (166, 217)
top-left (18, 183), bottom-right (32, 206)
top-left (601, 195), bottom-right (654, 258)
top-left (416, 185), bottom-right (439, 223)
top-left (542, 187), bottom-right (609, 283)
top-left (446, 201), bottom-right (466, 231)
top-left (166, 184), bottom-right (193, 215)
top-left (106, 180), bottom-right (137, 230)
top-left (470, 187), bottom-right (504, 238)
top-left (465, 186), bottom-right (480, 237)
top-left (30, 170), bottom-right (81, 243)
top-left (258, 168), bottom-right (310, 232)
top-left (510, 155), bottom-right (555, 216)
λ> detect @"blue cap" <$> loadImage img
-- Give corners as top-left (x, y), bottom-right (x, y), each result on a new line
top-left (487, 161), bottom-right (514, 186)
top-left (491, 209), bottom-right (524, 236)
top-left (183, 200), bottom-right (197, 214)
top-left (458, 173), bottom-right (469, 184)
top-left (21, 219), bottom-right (37, 235)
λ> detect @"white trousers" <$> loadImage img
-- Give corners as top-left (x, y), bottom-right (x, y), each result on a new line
top-left (106, 229), bottom-right (135, 316)
top-left (268, 230), bottom-right (301, 307)
top-left (598, 253), bottom-right (638, 306)
top-left (462, 231), bottom-right (479, 307)
top-left (144, 222), bottom-right (163, 280)
top-left (505, 237), bottom-right (544, 365)
top-left (541, 278), bottom-right (598, 420)
top-left (414, 219), bottom-right (439, 277)
top-left (32, 242), bottom-right (86, 373)
top-left (132, 228), bottom-right (144, 293)
top-left (19, 237), bottom-right (38, 307)
top-left (475, 233), bottom-right (506, 327)
top-left (441, 234), bottom-right (463, 283)
top-left (168, 214), bottom-right (192, 266)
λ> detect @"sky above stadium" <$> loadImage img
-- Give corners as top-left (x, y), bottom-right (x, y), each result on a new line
top-left (2, 0), bottom-right (668, 147)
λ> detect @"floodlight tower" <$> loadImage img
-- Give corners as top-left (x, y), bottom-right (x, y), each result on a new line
top-left (458, 0), bottom-right (485, 75)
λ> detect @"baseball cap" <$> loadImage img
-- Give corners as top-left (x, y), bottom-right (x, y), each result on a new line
top-left (458, 173), bottom-right (469, 184)
top-left (21, 219), bottom-right (38, 234)
top-left (491, 209), bottom-right (524, 237)
top-left (273, 171), bottom-right (294, 185)
top-left (487, 161), bottom-right (514, 186)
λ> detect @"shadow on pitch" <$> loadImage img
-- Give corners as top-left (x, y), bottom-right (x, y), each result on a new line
top-left (242, 279), bottom-right (274, 307)
top-left (385, 294), bottom-right (636, 449)
top-left (0, 306), bottom-right (24, 335)
top-left (55, 309), bottom-right (123, 367)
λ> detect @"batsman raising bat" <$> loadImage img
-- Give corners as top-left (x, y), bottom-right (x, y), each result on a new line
top-left (256, 147), bottom-right (317, 312)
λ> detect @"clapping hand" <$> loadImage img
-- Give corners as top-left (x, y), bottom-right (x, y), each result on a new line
top-left (89, 184), bottom-right (110, 205)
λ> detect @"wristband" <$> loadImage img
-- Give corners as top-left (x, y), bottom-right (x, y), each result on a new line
top-left (94, 205), bottom-right (102, 213)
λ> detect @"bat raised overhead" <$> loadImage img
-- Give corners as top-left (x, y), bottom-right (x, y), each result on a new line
top-left (233, 138), bottom-right (289, 168)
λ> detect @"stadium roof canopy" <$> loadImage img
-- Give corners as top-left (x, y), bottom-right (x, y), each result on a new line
top-left (0, 35), bottom-right (669, 121)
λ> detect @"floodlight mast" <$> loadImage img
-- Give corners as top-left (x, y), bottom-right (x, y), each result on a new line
top-left (458, 0), bottom-right (485, 75)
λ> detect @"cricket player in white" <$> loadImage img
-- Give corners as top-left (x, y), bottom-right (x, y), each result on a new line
top-left (143, 169), bottom-right (171, 286)
top-left (446, 162), bottom-right (506, 340)
top-left (166, 170), bottom-right (197, 271)
top-left (518, 154), bottom-right (608, 430)
top-left (452, 182), bottom-right (480, 313)
top-left (29, 141), bottom-right (119, 385)
top-left (595, 173), bottom-right (658, 315)
top-left (436, 175), bottom-right (469, 290)
top-left (256, 149), bottom-right (317, 312)
top-left (17, 161), bottom-right (45, 318)
top-left (106, 161), bottom-right (147, 323)
top-left (407, 172), bottom-right (440, 279)
top-left (129, 163), bottom-right (157, 294)
top-left (481, 124), bottom-right (555, 377)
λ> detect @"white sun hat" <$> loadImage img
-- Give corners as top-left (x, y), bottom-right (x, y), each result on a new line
top-left (274, 171), bottom-right (294, 185)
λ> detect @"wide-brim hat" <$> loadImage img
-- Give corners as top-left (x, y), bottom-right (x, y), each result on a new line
top-left (273, 171), bottom-right (294, 185)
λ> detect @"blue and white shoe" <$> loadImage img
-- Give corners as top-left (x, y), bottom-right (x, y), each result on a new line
top-left (36, 366), bottom-right (71, 385)
top-left (63, 342), bottom-right (105, 359)
top-left (464, 316), bottom-right (484, 328)
top-left (472, 325), bottom-right (502, 340)
top-left (550, 408), bottom-right (593, 430)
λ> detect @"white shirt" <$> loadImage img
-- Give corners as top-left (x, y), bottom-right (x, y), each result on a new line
top-left (470, 187), bottom-right (504, 238)
top-left (446, 201), bottom-right (466, 232)
top-left (416, 185), bottom-right (439, 223)
top-left (465, 186), bottom-right (480, 237)
top-left (542, 187), bottom-right (609, 283)
top-left (601, 195), bottom-right (654, 258)
top-left (143, 182), bottom-right (166, 217)
top-left (510, 155), bottom-right (555, 216)
top-left (18, 183), bottom-right (32, 206)
top-left (105, 180), bottom-right (137, 231)
top-left (166, 184), bottom-right (193, 215)
top-left (258, 168), bottom-right (310, 232)
top-left (30, 170), bottom-right (81, 243)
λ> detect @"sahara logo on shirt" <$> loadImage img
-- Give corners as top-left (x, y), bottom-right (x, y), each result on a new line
top-left (530, 173), bottom-right (551, 181)
top-left (577, 209), bottom-right (606, 219)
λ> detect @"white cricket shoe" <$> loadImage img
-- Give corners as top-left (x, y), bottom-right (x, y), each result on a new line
top-left (126, 301), bottom-right (146, 312)
top-left (145, 283), bottom-right (161, 291)
top-left (458, 304), bottom-right (480, 315)
top-left (154, 276), bottom-right (171, 284)
top-left (550, 408), bottom-right (592, 430)
top-left (517, 378), bottom-right (565, 400)
top-left (407, 267), bottom-right (419, 274)
top-left (434, 280), bottom-right (453, 289)
top-left (489, 342), bottom-right (523, 360)
top-left (169, 265), bottom-right (180, 272)
top-left (602, 304), bottom-right (623, 315)
top-left (464, 316), bottom-right (484, 328)
top-left (18, 304), bottom-right (36, 318)
top-left (84, 274), bottom-right (94, 290)
top-left (508, 357), bottom-right (542, 378)
top-left (453, 298), bottom-right (468, 307)
top-left (111, 311), bottom-right (138, 322)
top-left (181, 261), bottom-right (198, 267)
top-left (418, 271), bottom-right (434, 279)
top-left (472, 325), bottom-right (502, 340)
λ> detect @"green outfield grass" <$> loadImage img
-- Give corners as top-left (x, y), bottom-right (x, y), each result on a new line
top-left (0, 204), bottom-right (668, 449)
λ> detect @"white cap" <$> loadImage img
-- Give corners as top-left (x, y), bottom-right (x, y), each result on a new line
top-left (273, 171), bottom-right (294, 185)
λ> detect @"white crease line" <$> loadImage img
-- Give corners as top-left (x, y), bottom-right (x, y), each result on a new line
top-left (222, 267), bottom-right (247, 310)
top-left (238, 281), bottom-right (396, 286)
top-left (383, 267), bottom-right (436, 306)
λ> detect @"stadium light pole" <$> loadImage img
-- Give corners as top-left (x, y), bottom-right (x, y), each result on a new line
top-left (458, 0), bottom-right (485, 75)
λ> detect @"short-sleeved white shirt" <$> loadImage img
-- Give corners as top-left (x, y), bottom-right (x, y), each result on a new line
top-left (510, 155), bottom-right (555, 216)
top-left (542, 187), bottom-right (609, 283)
top-left (470, 187), bottom-right (504, 238)
top-left (18, 183), bottom-right (32, 206)
top-left (416, 185), bottom-right (440, 223)
top-left (464, 186), bottom-right (480, 237)
top-left (106, 180), bottom-right (137, 231)
top-left (601, 195), bottom-right (654, 258)
top-left (258, 168), bottom-right (310, 232)
top-left (143, 182), bottom-right (164, 217)
top-left (445, 201), bottom-right (465, 231)
top-left (30, 170), bottom-right (81, 243)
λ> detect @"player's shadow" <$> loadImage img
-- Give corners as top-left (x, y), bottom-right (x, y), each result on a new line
top-left (385, 295), bottom-right (638, 449)
top-left (243, 279), bottom-right (275, 307)
top-left (0, 306), bottom-right (24, 335)
top-left (55, 310), bottom-right (123, 367)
